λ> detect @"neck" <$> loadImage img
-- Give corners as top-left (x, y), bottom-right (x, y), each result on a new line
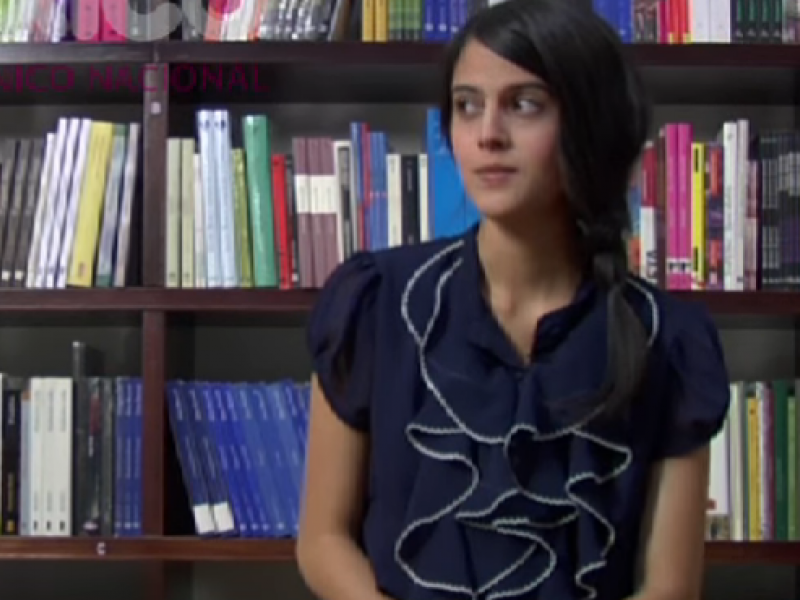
top-left (476, 212), bottom-right (584, 304)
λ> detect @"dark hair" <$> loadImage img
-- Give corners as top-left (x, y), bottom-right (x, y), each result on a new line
top-left (440, 0), bottom-right (651, 417)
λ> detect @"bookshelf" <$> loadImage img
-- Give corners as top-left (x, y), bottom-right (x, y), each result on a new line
top-left (0, 23), bottom-right (797, 600)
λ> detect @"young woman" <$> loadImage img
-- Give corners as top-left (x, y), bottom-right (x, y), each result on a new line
top-left (296, 1), bottom-right (731, 600)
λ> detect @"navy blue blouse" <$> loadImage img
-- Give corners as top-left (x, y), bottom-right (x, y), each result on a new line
top-left (307, 224), bottom-right (731, 600)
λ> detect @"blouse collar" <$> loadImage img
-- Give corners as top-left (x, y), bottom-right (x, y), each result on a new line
top-left (453, 223), bottom-right (600, 369)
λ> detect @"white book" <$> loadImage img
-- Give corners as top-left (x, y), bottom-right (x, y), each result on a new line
top-left (386, 152), bottom-right (402, 247)
top-left (213, 110), bottom-right (238, 288)
top-left (193, 153), bottom-right (207, 288)
top-left (166, 138), bottom-right (182, 287)
top-left (181, 139), bottom-right (196, 288)
top-left (719, 121), bottom-right (737, 291)
top-left (197, 110), bottom-right (221, 287)
top-left (418, 153), bottom-right (429, 242)
top-left (28, 377), bottom-right (45, 536)
top-left (41, 378), bottom-right (57, 536)
top-left (56, 118), bottom-right (93, 289)
top-left (53, 378), bottom-right (73, 536)
top-left (34, 120), bottom-right (70, 288)
top-left (43, 118), bottom-right (81, 288)
top-left (735, 119), bottom-right (749, 290)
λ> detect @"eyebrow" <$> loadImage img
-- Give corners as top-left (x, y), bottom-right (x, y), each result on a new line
top-left (451, 82), bottom-right (550, 94)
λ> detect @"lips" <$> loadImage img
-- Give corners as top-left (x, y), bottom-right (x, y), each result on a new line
top-left (475, 165), bottom-right (517, 185)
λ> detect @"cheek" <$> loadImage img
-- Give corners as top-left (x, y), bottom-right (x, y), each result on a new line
top-left (517, 123), bottom-right (560, 166)
top-left (449, 124), bottom-right (475, 168)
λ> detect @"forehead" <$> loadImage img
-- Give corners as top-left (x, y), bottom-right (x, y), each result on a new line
top-left (451, 40), bottom-right (545, 92)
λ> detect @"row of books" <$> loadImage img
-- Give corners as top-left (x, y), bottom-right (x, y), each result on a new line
top-left (6, 0), bottom-right (793, 45)
top-left (613, 0), bottom-right (795, 44)
top-left (168, 110), bottom-right (795, 294)
top-left (165, 108), bottom-right (475, 290)
top-left (628, 119), bottom-right (793, 292)
top-left (0, 347), bottom-right (143, 538)
top-left (708, 379), bottom-right (800, 542)
top-left (166, 379), bottom-right (309, 539)
top-left (0, 364), bottom-right (791, 542)
top-left (0, 119), bottom-right (140, 290)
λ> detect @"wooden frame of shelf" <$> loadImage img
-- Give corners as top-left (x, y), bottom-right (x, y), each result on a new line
top-left (0, 538), bottom-right (790, 565)
top-left (0, 41), bottom-right (799, 67)
top-left (0, 39), bottom-right (794, 600)
top-left (0, 288), bottom-right (793, 316)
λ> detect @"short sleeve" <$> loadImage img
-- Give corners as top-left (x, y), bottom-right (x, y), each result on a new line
top-left (306, 252), bottom-right (381, 431)
top-left (654, 304), bottom-right (731, 459)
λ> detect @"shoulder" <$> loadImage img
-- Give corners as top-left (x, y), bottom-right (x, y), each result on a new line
top-left (625, 276), bottom-right (732, 459)
top-left (305, 237), bottom-right (466, 430)
top-left (308, 235), bottom-right (467, 334)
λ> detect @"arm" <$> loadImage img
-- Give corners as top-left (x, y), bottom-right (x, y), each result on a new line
top-left (296, 375), bottom-right (389, 600)
top-left (629, 445), bottom-right (710, 600)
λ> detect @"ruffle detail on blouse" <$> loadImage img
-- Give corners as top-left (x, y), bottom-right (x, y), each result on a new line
top-left (394, 244), bottom-right (656, 600)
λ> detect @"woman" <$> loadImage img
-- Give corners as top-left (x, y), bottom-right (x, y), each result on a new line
top-left (297, 1), bottom-right (731, 600)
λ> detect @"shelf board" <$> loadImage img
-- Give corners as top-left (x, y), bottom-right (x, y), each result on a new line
top-left (0, 42), bottom-right (153, 65)
top-left (0, 537), bottom-right (795, 563)
top-left (0, 537), bottom-right (295, 561)
top-left (155, 41), bottom-right (800, 68)
top-left (629, 43), bottom-right (800, 67)
top-left (705, 541), bottom-right (800, 564)
top-left (672, 290), bottom-right (800, 316)
top-left (0, 289), bottom-right (796, 317)
top-left (0, 288), bottom-right (317, 313)
top-left (0, 288), bottom-right (156, 312)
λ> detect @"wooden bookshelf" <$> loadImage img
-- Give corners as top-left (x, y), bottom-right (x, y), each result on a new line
top-left (0, 33), bottom-right (795, 600)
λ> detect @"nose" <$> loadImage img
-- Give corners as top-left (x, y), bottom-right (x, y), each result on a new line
top-left (478, 105), bottom-right (509, 150)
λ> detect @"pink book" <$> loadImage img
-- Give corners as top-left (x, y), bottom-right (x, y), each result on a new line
top-left (75, 0), bottom-right (101, 41)
top-left (101, 0), bottom-right (128, 41)
top-left (666, 124), bottom-right (679, 290)
top-left (677, 122), bottom-right (692, 290)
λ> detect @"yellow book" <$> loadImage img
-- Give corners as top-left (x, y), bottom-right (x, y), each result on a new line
top-left (362, 0), bottom-right (375, 41)
top-left (375, 0), bottom-right (388, 41)
top-left (691, 143), bottom-right (706, 289)
top-left (67, 122), bottom-right (114, 287)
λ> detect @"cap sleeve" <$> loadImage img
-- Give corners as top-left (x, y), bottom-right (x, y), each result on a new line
top-left (306, 252), bottom-right (381, 432)
top-left (654, 303), bottom-right (731, 459)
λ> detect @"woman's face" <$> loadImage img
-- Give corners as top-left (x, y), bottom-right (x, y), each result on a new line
top-left (449, 40), bottom-right (563, 224)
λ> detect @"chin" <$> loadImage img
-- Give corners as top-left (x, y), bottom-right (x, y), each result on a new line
top-left (471, 193), bottom-right (533, 221)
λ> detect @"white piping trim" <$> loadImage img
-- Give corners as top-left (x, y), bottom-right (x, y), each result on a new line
top-left (394, 243), bottom-right (661, 600)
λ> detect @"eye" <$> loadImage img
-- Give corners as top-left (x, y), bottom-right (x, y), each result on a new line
top-left (453, 96), bottom-right (482, 116)
top-left (513, 97), bottom-right (543, 114)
